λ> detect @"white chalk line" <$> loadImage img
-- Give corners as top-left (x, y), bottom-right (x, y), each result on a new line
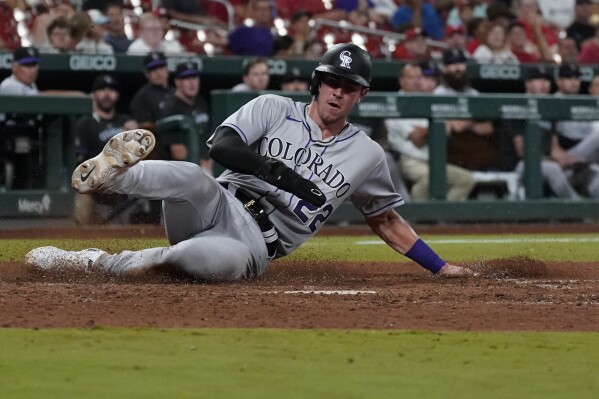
top-left (270, 290), bottom-right (378, 295)
top-left (355, 237), bottom-right (599, 245)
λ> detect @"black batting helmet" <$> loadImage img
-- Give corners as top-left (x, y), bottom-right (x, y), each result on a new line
top-left (310, 43), bottom-right (372, 96)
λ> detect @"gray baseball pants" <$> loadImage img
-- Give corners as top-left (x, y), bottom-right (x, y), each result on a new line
top-left (96, 160), bottom-right (270, 281)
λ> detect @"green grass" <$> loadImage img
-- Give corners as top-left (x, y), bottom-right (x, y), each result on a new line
top-left (0, 328), bottom-right (597, 399)
top-left (2, 233), bottom-right (599, 263)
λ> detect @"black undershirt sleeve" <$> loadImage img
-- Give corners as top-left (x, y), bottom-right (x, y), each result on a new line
top-left (209, 126), bottom-right (326, 207)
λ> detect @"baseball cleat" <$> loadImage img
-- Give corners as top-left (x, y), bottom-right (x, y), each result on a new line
top-left (25, 246), bottom-right (107, 273)
top-left (72, 129), bottom-right (155, 193)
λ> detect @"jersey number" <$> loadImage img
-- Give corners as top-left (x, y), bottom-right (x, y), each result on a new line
top-left (293, 200), bottom-right (334, 233)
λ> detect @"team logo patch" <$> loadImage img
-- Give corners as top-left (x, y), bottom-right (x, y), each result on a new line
top-left (339, 51), bottom-right (352, 69)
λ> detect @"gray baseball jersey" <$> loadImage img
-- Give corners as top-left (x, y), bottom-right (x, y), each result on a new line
top-left (208, 94), bottom-right (404, 256)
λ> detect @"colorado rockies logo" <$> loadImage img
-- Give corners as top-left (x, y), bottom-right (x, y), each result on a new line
top-left (339, 51), bottom-right (352, 69)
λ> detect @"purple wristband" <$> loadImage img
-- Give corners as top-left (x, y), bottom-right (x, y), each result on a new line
top-left (405, 239), bottom-right (446, 273)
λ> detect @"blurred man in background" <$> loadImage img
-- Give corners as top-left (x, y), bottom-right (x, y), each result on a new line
top-left (73, 74), bottom-right (138, 224)
top-left (130, 52), bottom-right (173, 131)
top-left (231, 57), bottom-right (270, 92)
top-left (280, 68), bottom-right (309, 91)
top-left (158, 62), bottom-right (212, 173)
top-left (386, 62), bottom-right (474, 201)
top-left (103, 2), bottom-right (132, 53)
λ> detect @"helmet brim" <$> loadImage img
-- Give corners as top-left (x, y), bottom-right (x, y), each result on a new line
top-left (315, 65), bottom-right (370, 88)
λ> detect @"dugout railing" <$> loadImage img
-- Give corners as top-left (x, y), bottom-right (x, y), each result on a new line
top-left (211, 90), bottom-right (599, 223)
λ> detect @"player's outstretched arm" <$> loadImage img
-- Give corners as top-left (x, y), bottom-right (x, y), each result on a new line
top-left (364, 208), bottom-right (474, 276)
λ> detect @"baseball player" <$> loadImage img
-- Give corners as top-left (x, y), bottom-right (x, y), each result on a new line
top-left (26, 43), bottom-right (473, 280)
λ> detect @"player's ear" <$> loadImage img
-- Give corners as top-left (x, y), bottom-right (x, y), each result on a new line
top-left (357, 88), bottom-right (369, 102)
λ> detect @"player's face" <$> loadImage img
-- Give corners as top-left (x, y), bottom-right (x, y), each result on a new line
top-left (146, 66), bottom-right (169, 87)
top-left (399, 66), bottom-right (422, 93)
top-left (92, 87), bottom-right (119, 112)
top-left (13, 63), bottom-right (39, 86)
top-left (281, 80), bottom-right (308, 91)
top-left (419, 76), bottom-right (438, 93)
top-left (525, 78), bottom-right (550, 95)
top-left (243, 63), bottom-right (269, 90)
top-left (176, 76), bottom-right (200, 99)
top-left (557, 77), bottom-right (580, 94)
top-left (316, 73), bottom-right (367, 123)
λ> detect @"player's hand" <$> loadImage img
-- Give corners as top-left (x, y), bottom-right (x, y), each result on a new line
top-left (437, 263), bottom-right (477, 277)
top-left (278, 168), bottom-right (326, 208)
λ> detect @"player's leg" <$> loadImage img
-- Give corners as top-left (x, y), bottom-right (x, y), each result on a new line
top-left (98, 234), bottom-right (265, 281)
top-left (587, 165), bottom-right (599, 198)
top-left (71, 129), bottom-right (222, 243)
top-left (539, 159), bottom-right (581, 199)
top-left (104, 160), bottom-right (223, 244)
top-left (446, 163), bottom-right (475, 201)
top-left (25, 234), bottom-right (267, 281)
top-left (567, 131), bottom-right (599, 163)
top-left (400, 157), bottom-right (429, 200)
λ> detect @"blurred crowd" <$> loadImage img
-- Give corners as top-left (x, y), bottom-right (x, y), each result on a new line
top-left (0, 0), bottom-right (598, 62)
top-left (1, 0), bottom-right (599, 224)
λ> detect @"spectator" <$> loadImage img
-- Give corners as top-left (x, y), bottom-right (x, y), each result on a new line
top-left (103, 2), bottom-right (132, 53)
top-left (567, 0), bottom-right (595, 49)
top-left (158, 62), bottom-right (212, 173)
top-left (130, 52), bottom-right (173, 131)
top-left (286, 10), bottom-right (315, 58)
top-left (465, 16), bottom-right (486, 54)
top-left (385, 63), bottom-right (474, 201)
top-left (503, 66), bottom-right (582, 200)
top-left (69, 11), bottom-right (113, 54)
top-left (446, 0), bottom-right (487, 28)
top-left (231, 57), bottom-right (270, 92)
top-left (514, 0), bottom-right (559, 48)
top-left (127, 13), bottom-right (185, 55)
top-left (507, 20), bottom-right (541, 63)
top-left (393, 26), bottom-right (431, 61)
top-left (31, 0), bottom-right (76, 47)
top-left (472, 20), bottom-right (519, 64)
top-left (227, 0), bottom-right (274, 56)
top-left (391, 0), bottom-right (444, 41)
top-left (434, 48), bottom-right (498, 171)
top-left (557, 32), bottom-right (579, 63)
top-left (161, 0), bottom-right (227, 29)
top-left (553, 64), bottom-right (599, 166)
top-left (275, 0), bottom-right (347, 21)
top-left (73, 74), bottom-right (138, 224)
top-left (339, 0), bottom-right (387, 26)
top-left (40, 16), bottom-right (71, 53)
top-left (303, 39), bottom-right (325, 60)
top-left (578, 26), bottom-right (599, 65)
top-left (537, 0), bottom-right (575, 30)
top-left (271, 35), bottom-right (295, 57)
top-left (369, 0), bottom-right (398, 23)
top-left (444, 24), bottom-right (470, 54)
top-left (280, 67), bottom-right (309, 91)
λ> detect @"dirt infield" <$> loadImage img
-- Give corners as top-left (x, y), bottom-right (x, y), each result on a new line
top-left (1, 224), bottom-right (598, 332)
